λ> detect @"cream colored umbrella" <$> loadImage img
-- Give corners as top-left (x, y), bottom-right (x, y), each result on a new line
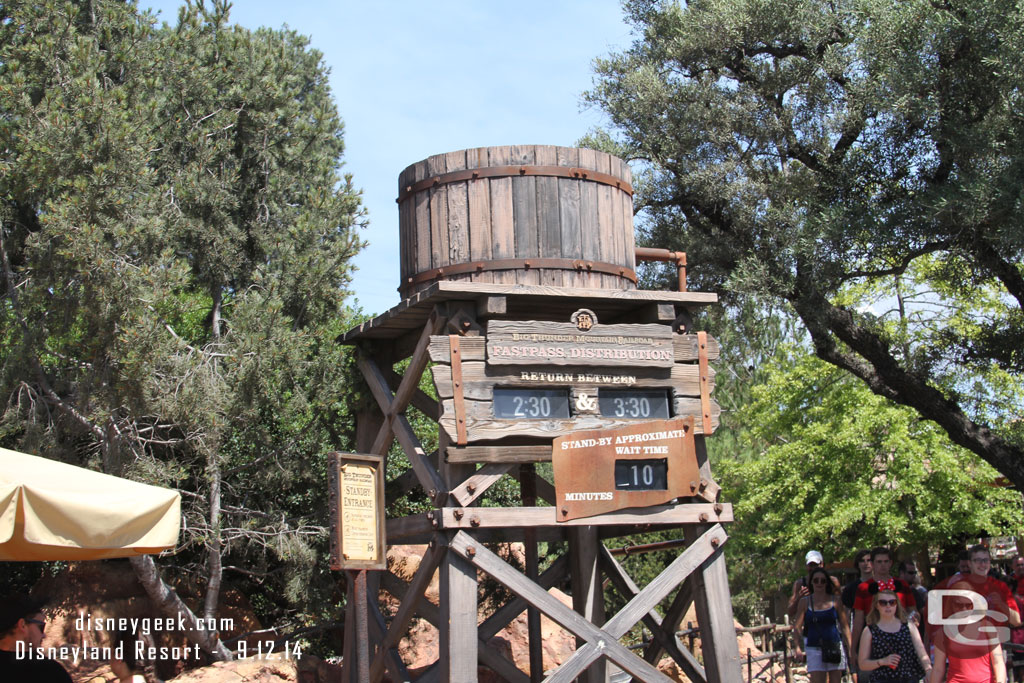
top-left (0, 448), bottom-right (180, 561)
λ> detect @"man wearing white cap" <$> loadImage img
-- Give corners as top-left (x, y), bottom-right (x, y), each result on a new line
top-left (788, 550), bottom-right (841, 621)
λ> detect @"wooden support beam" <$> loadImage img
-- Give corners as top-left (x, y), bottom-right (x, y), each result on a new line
top-left (447, 444), bottom-right (552, 464)
top-left (568, 525), bottom-right (605, 683)
top-left (437, 503), bottom-right (733, 529)
top-left (478, 553), bottom-right (569, 640)
top-left (477, 294), bottom-right (507, 317)
top-left (555, 526), bottom-right (726, 680)
top-left (371, 543), bottom-right (444, 682)
top-left (686, 524), bottom-right (743, 683)
top-left (381, 564), bottom-right (529, 682)
top-left (600, 548), bottom-right (706, 682)
top-left (386, 450), bottom-right (439, 500)
top-left (368, 597), bottom-right (412, 682)
top-left (450, 462), bottom-right (515, 507)
top-left (448, 531), bottom-right (673, 682)
top-left (439, 537), bottom-right (478, 681)
top-left (385, 366), bottom-right (440, 421)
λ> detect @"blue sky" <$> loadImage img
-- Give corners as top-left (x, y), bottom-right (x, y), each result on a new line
top-left (141, 1), bottom-right (635, 316)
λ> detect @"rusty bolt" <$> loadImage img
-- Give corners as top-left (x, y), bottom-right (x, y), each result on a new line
top-left (428, 489), bottom-right (437, 500)
top-left (699, 479), bottom-right (708, 491)
top-left (711, 537), bottom-right (720, 548)
top-left (699, 512), bottom-right (709, 522)
top-left (466, 546), bottom-right (476, 558)
top-left (561, 508), bottom-right (569, 516)
top-left (462, 319), bottom-right (471, 329)
top-left (431, 519), bottom-right (438, 528)
top-left (426, 511), bottom-right (434, 520)
top-left (466, 483), bottom-right (476, 494)
top-left (470, 515), bottom-right (480, 527)
top-left (714, 503), bottom-right (723, 515)
top-left (690, 481), bottom-right (697, 492)
top-left (453, 509), bottom-right (464, 520)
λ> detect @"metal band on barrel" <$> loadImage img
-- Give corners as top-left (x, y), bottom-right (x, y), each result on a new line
top-left (397, 164), bottom-right (633, 204)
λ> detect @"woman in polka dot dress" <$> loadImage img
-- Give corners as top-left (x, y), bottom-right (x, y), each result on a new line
top-left (858, 588), bottom-right (932, 682)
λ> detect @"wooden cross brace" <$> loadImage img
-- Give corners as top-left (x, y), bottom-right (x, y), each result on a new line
top-left (448, 524), bottom-right (728, 682)
top-left (357, 307), bottom-right (447, 504)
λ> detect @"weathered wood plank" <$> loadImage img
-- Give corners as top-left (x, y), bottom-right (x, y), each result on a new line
top-left (569, 526), bottom-right (605, 683)
top-left (466, 147), bottom-right (494, 285)
top-left (445, 150), bottom-right (470, 274)
top-left (446, 445), bottom-right (552, 464)
top-left (488, 146), bottom-right (515, 264)
top-left (427, 154), bottom-right (448, 274)
top-left (556, 147), bottom-right (584, 288)
top-left (686, 525), bottom-right (743, 682)
top-left (511, 145), bottom-right (540, 285)
top-left (535, 145), bottom-right (562, 287)
top-left (428, 332), bottom-right (720, 364)
top-left (437, 396), bottom-right (721, 442)
top-left (554, 526), bottom-right (725, 681)
top-left (439, 538), bottom-right (478, 681)
top-left (449, 531), bottom-right (674, 682)
top-left (438, 503), bottom-right (732, 529)
top-left (412, 159), bottom-right (431, 282)
top-left (601, 549), bottom-right (706, 681)
top-left (449, 462), bottom-right (515, 507)
top-left (431, 361), bottom-right (713, 400)
top-left (370, 543), bottom-right (443, 682)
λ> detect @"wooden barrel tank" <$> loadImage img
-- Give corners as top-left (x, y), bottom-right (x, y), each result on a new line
top-left (397, 145), bottom-right (636, 298)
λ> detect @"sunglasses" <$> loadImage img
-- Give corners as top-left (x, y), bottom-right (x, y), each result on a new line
top-left (877, 599), bottom-right (897, 607)
top-left (26, 618), bottom-right (45, 633)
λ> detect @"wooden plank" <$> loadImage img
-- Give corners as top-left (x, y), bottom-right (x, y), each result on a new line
top-left (479, 553), bottom-right (569, 640)
top-left (340, 280), bottom-right (719, 344)
top-left (386, 513), bottom-right (436, 542)
top-left (645, 579), bottom-right (705, 683)
top-left (466, 147), bottom-right (493, 285)
top-left (578, 148), bottom-right (601, 272)
top-left (412, 159), bottom-right (431, 286)
top-left (438, 503), bottom-right (732, 529)
top-left (601, 549), bottom-right (706, 681)
top-left (439, 537), bottom-right (478, 682)
top-left (437, 396), bottom-right (721, 442)
top-left (384, 366), bottom-right (440, 421)
top-left (392, 309), bottom-right (445, 416)
top-left (476, 294), bottom-right (506, 317)
top-left (686, 525), bottom-right (743, 682)
top-left (431, 361), bottom-right (712, 400)
top-left (488, 146), bottom-right (515, 265)
top-left (371, 543), bottom-right (444, 682)
top-left (448, 531), bottom-right (674, 682)
top-left (535, 145), bottom-right (562, 286)
top-left (427, 153), bottom-right (449, 275)
top-left (595, 151), bottom-right (616, 289)
top-left (554, 526), bottom-right (725, 681)
top-left (381, 563), bottom-right (530, 683)
top-left (556, 146), bottom-right (584, 288)
top-left (447, 445), bottom-right (552, 464)
top-left (569, 526), bottom-right (605, 682)
top-left (449, 462), bottom-right (515, 507)
top-left (446, 149), bottom-right (470, 271)
top-left (511, 145), bottom-right (540, 285)
top-left (428, 332), bottom-right (720, 364)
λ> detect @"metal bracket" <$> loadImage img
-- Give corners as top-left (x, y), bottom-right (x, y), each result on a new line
top-left (397, 164), bottom-right (633, 204)
top-left (449, 335), bottom-right (468, 446)
top-left (697, 331), bottom-right (714, 435)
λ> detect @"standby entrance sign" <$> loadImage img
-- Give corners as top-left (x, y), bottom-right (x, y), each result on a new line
top-left (551, 418), bottom-right (700, 522)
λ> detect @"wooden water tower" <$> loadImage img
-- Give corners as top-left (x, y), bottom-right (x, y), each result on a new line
top-left (338, 145), bottom-right (741, 682)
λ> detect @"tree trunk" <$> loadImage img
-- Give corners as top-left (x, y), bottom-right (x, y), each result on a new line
top-left (129, 554), bottom-right (234, 661)
top-left (204, 454), bottom-right (224, 623)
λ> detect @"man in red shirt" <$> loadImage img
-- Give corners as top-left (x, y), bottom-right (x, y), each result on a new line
top-left (954, 545), bottom-right (1020, 628)
top-left (850, 546), bottom-right (917, 657)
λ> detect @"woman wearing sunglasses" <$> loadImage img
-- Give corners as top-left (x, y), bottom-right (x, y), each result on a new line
top-left (794, 567), bottom-right (853, 683)
top-left (859, 587), bottom-right (932, 682)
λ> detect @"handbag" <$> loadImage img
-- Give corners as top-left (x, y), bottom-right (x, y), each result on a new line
top-left (820, 638), bottom-right (842, 664)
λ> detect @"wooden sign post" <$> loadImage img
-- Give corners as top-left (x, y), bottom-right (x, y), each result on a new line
top-left (338, 144), bottom-right (742, 683)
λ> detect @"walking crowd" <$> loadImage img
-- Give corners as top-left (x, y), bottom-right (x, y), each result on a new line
top-left (791, 545), bottom-right (1024, 683)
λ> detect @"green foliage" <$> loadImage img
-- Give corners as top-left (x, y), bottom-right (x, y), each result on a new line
top-left (719, 349), bottom-right (1024, 567)
top-left (0, 0), bottom-right (366, 640)
top-left (588, 0), bottom-right (1024, 485)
